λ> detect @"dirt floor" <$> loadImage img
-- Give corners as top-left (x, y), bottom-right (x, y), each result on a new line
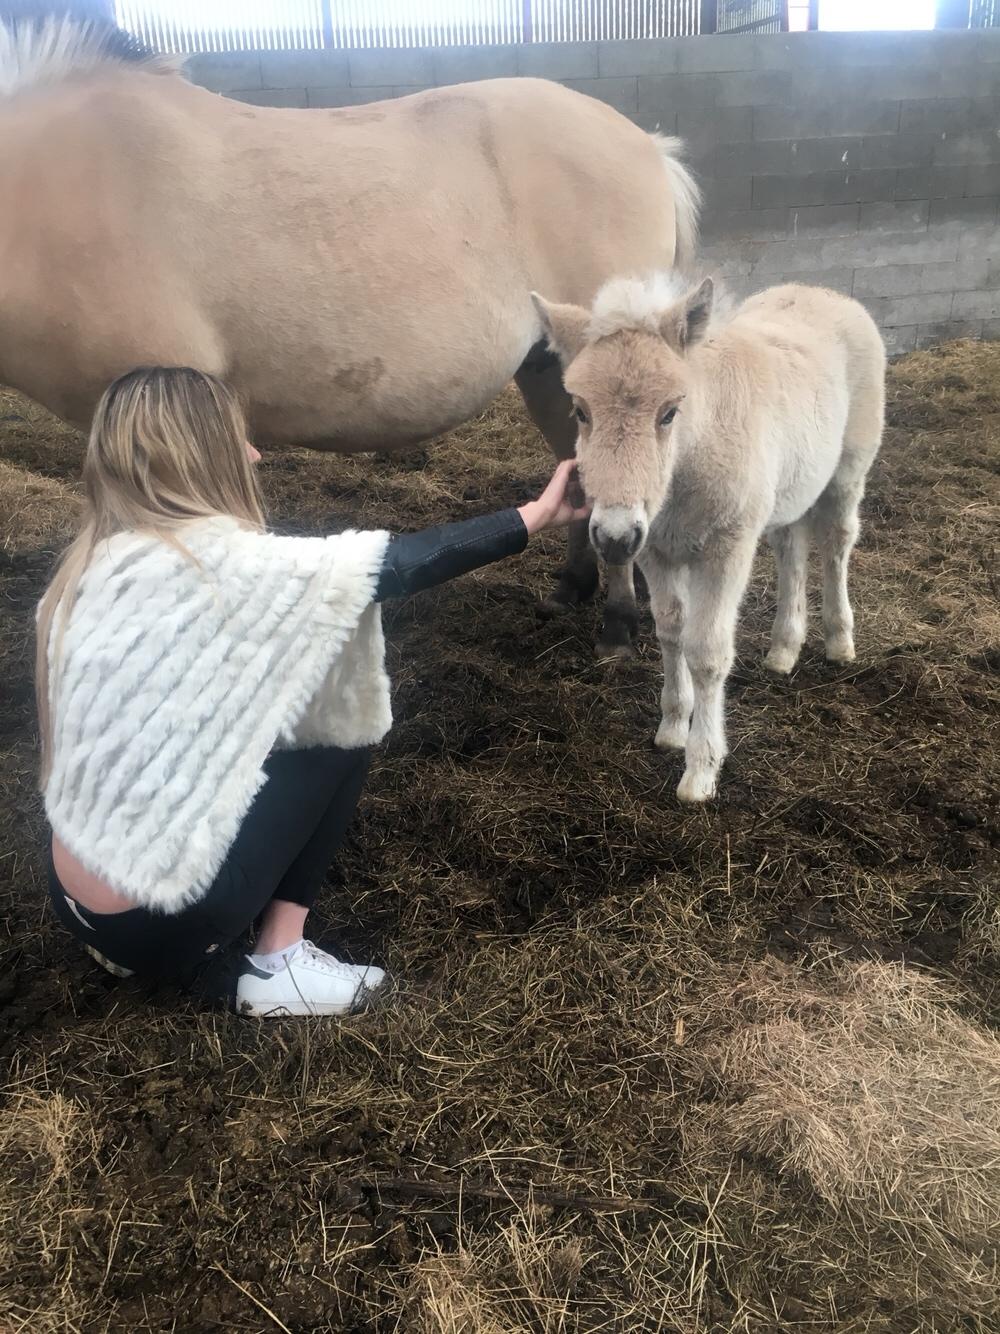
top-left (0, 341), bottom-right (998, 1332)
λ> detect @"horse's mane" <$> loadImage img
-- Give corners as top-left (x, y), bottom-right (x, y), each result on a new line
top-left (0, 16), bottom-right (173, 98)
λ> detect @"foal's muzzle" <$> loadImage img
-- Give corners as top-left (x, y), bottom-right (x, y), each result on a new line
top-left (589, 508), bottom-right (647, 565)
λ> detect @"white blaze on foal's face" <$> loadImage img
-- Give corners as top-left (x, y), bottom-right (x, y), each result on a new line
top-left (531, 277), bottom-right (714, 566)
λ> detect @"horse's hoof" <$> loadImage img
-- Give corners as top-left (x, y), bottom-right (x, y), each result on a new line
top-left (537, 593), bottom-right (573, 619)
top-left (677, 769), bottom-right (717, 803)
top-left (595, 638), bottom-right (635, 662)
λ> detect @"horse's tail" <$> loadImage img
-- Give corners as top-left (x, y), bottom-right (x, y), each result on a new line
top-left (651, 134), bottom-right (702, 272)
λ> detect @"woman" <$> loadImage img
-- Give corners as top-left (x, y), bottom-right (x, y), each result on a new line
top-left (38, 366), bottom-right (587, 1018)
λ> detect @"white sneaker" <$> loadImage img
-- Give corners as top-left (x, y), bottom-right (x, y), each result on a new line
top-left (236, 940), bottom-right (387, 1018)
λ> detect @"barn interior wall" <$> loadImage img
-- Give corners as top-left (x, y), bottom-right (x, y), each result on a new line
top-left (187, 30), bottom-right (1000, 354)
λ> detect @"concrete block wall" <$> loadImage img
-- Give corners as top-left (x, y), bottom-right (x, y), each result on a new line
top-left (187, 29), bottom-right (1000, 355)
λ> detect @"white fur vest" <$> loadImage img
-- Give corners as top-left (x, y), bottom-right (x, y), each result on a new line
top-left (43, 517), bottom-right (391, 913)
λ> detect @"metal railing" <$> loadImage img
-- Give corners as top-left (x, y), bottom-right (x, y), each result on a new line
top-left (111, 0), bottom-right (778, 52)
top-left (106, 0), bottom-right (998, 53)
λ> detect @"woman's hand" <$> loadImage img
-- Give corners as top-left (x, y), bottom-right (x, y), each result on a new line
top-left (517, 460), bottom-right (591, 536)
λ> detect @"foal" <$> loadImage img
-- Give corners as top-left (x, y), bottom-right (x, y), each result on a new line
top-left (532, 278), bottom-right (886, 801)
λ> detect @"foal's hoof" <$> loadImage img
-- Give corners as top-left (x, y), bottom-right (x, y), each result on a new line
top-left (764, 646), bottom-right (798, 675)
top-left (676, 769), bottom-right (718, 803)
top-left (654, 720), bottom-right (688, 751)
top-left (825, 637), bottom-right (856, 664)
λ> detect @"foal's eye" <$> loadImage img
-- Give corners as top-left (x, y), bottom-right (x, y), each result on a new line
top-left (574, 405), bottom-right (590, 426)
top-left (659, 406), bottom-right (678, 428)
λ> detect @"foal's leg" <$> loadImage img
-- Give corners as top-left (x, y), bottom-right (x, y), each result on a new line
top-left (644, 557), bottom-right (693, 749)
top-left (514, 357), bottom-right (638, 655)
top-left (813, 367), bottom-right (883, 664)
top-left (812, 479), bottom-right (864, 664)
top-left (764, 518), bottom-right (811, 674)
top-left (677, 537), bottom-right (757, 803)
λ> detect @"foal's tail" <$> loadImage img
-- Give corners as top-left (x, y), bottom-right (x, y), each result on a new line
top-left (651, 134), bottom-right (702, 272)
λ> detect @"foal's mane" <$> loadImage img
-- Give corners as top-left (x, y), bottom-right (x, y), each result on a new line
top-left (0, 16), bottom-right (172, 98)
top-left (587, 273), bottom-right (728, 343)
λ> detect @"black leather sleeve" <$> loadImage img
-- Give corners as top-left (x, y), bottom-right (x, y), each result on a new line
top-left (374, 508), bottom-right (529, 602)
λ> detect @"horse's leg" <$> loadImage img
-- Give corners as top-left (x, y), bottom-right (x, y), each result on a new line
top-left (514, 358), bottom-right (637, 656)
top-left (645, 556), bottom-right (693, 750)
top-left (597, 561), bottom-right (640, 661)
top-left (812, 479), bottom-right (864, 664)
top-left (677, 536), bottom-right (757, 803)
top-left (764, 518), bottom-right (810, 674)
top-left (514, 358), bottom-right (597, 612)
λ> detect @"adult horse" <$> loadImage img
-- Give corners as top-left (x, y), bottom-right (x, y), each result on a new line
top-left (0, 20), bottom-right (700, 655)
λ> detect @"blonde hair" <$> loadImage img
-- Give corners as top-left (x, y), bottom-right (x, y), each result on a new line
top-left (36, 366), bottom-right (265, 784)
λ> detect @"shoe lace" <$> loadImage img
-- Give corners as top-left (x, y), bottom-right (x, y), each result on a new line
top-left (297, 940), bottom-right (361, 981)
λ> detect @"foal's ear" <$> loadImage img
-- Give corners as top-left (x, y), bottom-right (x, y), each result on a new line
top-left (531, 293), bottom-right (591, 366)
top-left (662, 277), bottom-right (714, 351)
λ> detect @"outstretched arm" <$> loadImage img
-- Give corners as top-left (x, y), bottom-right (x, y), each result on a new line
top-left (374, 461), bottom-right (588, 601)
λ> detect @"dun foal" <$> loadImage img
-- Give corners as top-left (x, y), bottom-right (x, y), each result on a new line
top-left (532, 278), bottom-right (886, 801)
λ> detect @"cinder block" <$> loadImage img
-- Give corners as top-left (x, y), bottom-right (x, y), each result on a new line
top-left (788, 63), bottom-right (928, 104)
top-left (597, 39), bottom-right (677, 78)
top-left (715, 69), bottom-right (792, 107)
top-left (432, 45), bottom-right (517, 84)
top-left (230, 87), bottom-right (305, 108)
top-left (788, 204), bottom-right (860, 237)
top-left (916, 319), bottom-right (984, 347)
top-left (393, 85), bottom-right (434, 98)
top-left (754, 228), bottom-right (958, 274)
top-left (860, 133), bottom-right (937, 171)
top-left (934, 63), bottom-right (1000, 98)
top-left (882, 325), bottom-right (917, 356)
top-left (966, 164), bottom-right (1000, 198)
top-left (982, 319), bottom-right (1000, 340)
top-left (789, 137), bottom-right (862, 174)
top-left (864, 292), bottom-right (955, 325)
top-left (637, 74), bottom-right (718, 117)
top-left (752, 169), bottom-right (896, 210)
top-left (185, 52), bottom-right (262, 93)
top-left (919, 258), bottom-right (991, 292)
top-left (934, 131), bottom-right (1000, 167)
top-left (700, 207), bottom-right (788, 241)
top-left (894, 166), bottom-right (967, 200)
top-left (709, 139), bottom-right (791, 177)
top-left (517, 42), bottom-right (598, 80)
top-left (951, 289), bottom-right (1000, 320)
top-left (753, 101), bottom-right (899, 141)
top-left (562, 77), bottom-right (637, 115)
top-left (900, 97), bottom-right (998, 135)
top-left (853, 265), bottom-right (922, 298)
top-left (674, 34), bottom-right (750, 73)
top-left (702, 175), bottom-right (753, 211)
top-left (675, 106), bottom-right (748, 151)
top-left (307, 86), bottom-right (396, 108)
top-left (754, 31), bottom-right (936, 72)
top-left (348, 48), bottom-right (435, 87)
top-left (260, 50), bottom-right (348, 89)
top-left (928, 196), bottom-right (999, 227)
top-left (957, 223), bottom-right (1000, 261)
top-left (859, 200), bottom-right (930, 234)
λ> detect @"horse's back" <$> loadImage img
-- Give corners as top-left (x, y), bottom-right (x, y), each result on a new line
top-left (0, 61), bottom-right (683, 438)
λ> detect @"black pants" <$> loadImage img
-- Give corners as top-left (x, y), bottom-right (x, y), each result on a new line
top-left (48, 746), bottom-right (370, 990)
